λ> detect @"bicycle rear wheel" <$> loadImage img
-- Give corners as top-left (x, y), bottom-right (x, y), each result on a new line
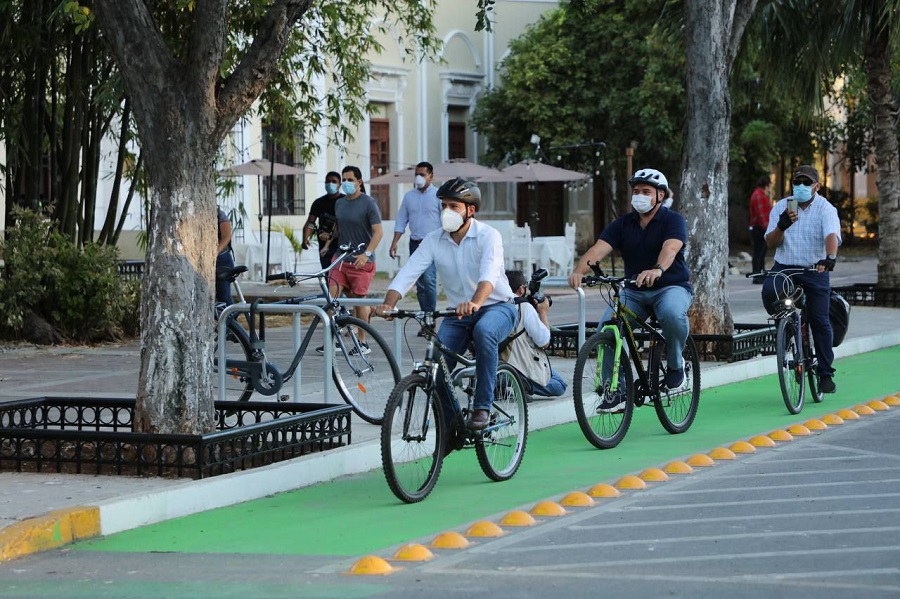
top-left (648, 336), bottom-right (701, 434)
top-left (573, 331), bottom-right (634, 449)
top-left (381, 373), bottom-right (444, 503)
top-left (214, 316), bottom-right (254, 402)
top-left (776, 316), bottom-right (805, 414)
top-left (476, 363), bottom-right (528, 482)
top-left (332, 316), bottom-right (401, 425)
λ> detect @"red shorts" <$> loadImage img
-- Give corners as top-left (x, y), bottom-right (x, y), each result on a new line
top-left (329, 259), bottom-right (376, 296)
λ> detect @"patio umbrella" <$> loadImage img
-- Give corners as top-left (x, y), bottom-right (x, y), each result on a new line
top-left (218, 159), bottom-right (306, 271)
top-left (497, 159), bottom-right (589, 183)
top-left (218, 158), bottom-right (304, 178)
top-left (368, 158), bottom-right (505, 185)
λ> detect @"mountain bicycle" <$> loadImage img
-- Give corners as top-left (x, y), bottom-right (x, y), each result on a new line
top-left (378, 308), bottom-right (528, 503)
top-left (214, 244), bottom-right (400, 424)
top-left (573, 263), bottom-right (701, 449)
top-left (747, 267), bottom-right (824, 414)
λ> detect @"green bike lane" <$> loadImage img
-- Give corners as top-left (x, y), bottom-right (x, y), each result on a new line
top-left (72, 345), bottom-right (900, 559)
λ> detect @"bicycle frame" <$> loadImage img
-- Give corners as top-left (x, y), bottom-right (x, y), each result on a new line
top-left (595, 280), bottom-right (668, 400)
top-left (395, 310), bottom-right (512, 437)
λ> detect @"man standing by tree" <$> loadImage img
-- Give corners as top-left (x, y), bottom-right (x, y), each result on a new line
top-left (763, 164), bottom-right (841, 393)
top-left (302, 171), bottom-right (343, 270)
top-left (390, 162), bottom-right (441, 318)
top-left (749, 175), bottom-right (772, 282)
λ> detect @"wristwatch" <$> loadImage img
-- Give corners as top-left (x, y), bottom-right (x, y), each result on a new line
top-left (827, 254), bottom-right (837, 260)
top-left (364, 250), bottom-right (373, 258)
top-left (654, 263), bottom-right (665, 273)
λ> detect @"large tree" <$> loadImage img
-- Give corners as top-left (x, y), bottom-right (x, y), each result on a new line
top-left (755, 1), bottom-right (900, 287)
top-left (90, 0), bottom-right (456, 434)
top-left (678, 0), bottom-right (758, 334)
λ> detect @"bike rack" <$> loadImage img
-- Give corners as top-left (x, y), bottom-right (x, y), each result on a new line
top-left (217, 302), bottom-right (333, 404)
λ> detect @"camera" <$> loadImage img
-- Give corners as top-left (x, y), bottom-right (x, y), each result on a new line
top-left (527, 268), bottom-right (552, 307)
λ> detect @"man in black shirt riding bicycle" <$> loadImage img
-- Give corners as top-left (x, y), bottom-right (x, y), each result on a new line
top-left (567, 168), bottom-right (692, 411)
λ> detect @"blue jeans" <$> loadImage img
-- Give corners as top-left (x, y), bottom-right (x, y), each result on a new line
top-left (601, 285), bottom-right (693, 371)
top-left (438, 302), bottom-right (517, 412)
top-left (216, 250), bottom-right (235, 305)
top-left (761, 263), bottom-right (834, 376)
top-left (524, 369), bottom-right (567, 398)
top-left (409, 239), bottom-right (437, 312)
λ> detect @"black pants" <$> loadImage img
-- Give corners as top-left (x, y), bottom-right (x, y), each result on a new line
top-left (751, 226), bottom-right (768, 274)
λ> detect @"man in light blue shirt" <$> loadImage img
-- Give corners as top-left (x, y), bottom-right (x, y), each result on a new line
top-left (763, 164), bottom-right (842, 393)
top-left (375, 178), bottom-right (517, 431)
top-left (390, 161), bottom-right (441, 313)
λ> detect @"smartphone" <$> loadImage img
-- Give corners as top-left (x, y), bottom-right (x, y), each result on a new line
top-left (787, 199), bottom-right (798, 213)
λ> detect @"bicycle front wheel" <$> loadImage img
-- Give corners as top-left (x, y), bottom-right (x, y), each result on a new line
top-left (573, 331), bottom-right (634, 449)
top-left (332, 316), bottom-right (401, 425)
top-left (476, 363), bottom-right (528, 482)
top-left (214, 316), bottom-right (254, 402)
top-left (776, 316), bottom-right (805, 414)
top-left (648, 336), bottom-right (701, 434)
top-left (381, 373), bottom-right (444, 503)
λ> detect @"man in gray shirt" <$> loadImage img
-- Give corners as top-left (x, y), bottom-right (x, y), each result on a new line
top-left (389, 161), bottom-right (441, 314)
top-left (324, 165), bottom-right (383, 353)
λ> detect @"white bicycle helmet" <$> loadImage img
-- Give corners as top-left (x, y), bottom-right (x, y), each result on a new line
top-left (629, 168), bottom-right (671, 199)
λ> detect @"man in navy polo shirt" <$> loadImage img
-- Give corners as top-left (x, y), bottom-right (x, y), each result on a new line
top-left (568, 168), bottom-right (692, 411)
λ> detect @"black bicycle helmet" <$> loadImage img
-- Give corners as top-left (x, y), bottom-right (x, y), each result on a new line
top-left (436, 177), bottom-right (481, 212)
top-left (628, 168), bottom-right (671, 199)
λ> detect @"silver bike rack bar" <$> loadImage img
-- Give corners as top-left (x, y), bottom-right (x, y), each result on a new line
top-left (217, 302), bottom-right (332, 404)
top-left (542, 276), bottom-right (588, 349)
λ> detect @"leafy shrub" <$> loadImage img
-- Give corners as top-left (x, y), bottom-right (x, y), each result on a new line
top-left (0, 207), bottom-right (142, 342)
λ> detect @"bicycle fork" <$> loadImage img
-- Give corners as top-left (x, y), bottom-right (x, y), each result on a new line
top-left (595, 324), bottom-right (624, 394)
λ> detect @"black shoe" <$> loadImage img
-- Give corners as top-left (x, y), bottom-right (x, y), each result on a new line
top-left (466, 409), bottom-right (490, 430)
top-left (752, 278), bottom-right (763, 285)
top-left (664, 367), bottom-right (685, 389)
top-left (820, 375), bottom-right (836, 393)
top-left (597, 390), bottom-right (626, 413)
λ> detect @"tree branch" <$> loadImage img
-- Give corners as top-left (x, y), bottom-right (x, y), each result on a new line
top-left (92, 0), bottom-right (176, 103)
top-left (215, 0), bottom-right (313, 141)
top-left (187, 0), bottom-right (228, 96)
top-left (727, 0), bottom-right (760, 69)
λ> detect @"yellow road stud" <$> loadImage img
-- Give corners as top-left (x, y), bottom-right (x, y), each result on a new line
top-left (346, 556), bottom-right (395, 575)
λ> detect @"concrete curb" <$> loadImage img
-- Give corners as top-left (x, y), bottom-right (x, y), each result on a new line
top-left (0, 506), bottom-right (99, 561)
top-left (2, 329), bottom-right (899, 562)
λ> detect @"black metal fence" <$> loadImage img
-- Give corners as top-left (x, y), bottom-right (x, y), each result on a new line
top-left (548, 322), bottom-right (777, 363)
top-left (833, 283), bottom-right (900, 308)
top-left (0, 397), bottom-right (351, 479)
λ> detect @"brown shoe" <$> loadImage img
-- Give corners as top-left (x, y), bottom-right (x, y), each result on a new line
top-left (466, 409), bottom-right (490, 431)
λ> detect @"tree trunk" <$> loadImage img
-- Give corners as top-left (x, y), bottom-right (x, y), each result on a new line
top-left (135, 155), bottom-right (218, 434)
top-left (864, 19), bottom-right (900, 288)
top-left (680, 0), bottom-right (758, 335)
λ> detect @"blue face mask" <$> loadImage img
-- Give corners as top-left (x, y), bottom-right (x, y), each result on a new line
top-left (341, 181), bottom-right (357, 196)
top-left (792, 184), bottom-right (813, 202)
top-left (325, 183), bottom-right (339, 195)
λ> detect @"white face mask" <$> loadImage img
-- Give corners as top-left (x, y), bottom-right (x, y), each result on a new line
top-left (440, 208), bottom-right (465, 233)
top-left (631, 194), bottom-right (655, 214)
top-left (414, 175), bottom-right (427, 189)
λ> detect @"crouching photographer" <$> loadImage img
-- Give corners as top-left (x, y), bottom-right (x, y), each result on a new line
top-left (501, 269), bottom-right (567, 399)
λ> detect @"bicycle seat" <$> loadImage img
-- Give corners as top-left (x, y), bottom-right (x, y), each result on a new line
top-left (216, 265), bottom-right (248, 282)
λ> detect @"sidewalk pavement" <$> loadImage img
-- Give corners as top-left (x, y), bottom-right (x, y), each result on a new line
top-left (1, 298), bottom-right (898, 562)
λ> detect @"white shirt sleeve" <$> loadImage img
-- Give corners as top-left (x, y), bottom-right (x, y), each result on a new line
top-left (520, 302), bottom-right (550, 348)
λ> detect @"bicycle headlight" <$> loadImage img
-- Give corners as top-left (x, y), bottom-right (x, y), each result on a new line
top-left (784, 298), bottom-right (793, 307)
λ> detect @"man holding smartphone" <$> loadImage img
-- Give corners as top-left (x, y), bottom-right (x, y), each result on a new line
top-left (763, 165), bottom-right (842, 393)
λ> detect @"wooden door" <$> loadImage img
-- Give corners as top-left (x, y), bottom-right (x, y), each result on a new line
top-left (369, 119), bottom-right (390, 218)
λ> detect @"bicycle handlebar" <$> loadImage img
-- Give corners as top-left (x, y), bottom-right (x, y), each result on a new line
top-left (381, 308), bottom-right (459, 320)
top-left (266, 242), bottom-right (367, 286)
top-left (581, 274), bottom-right (638, 287)
top-left (746, 267), bottom-right (820, 279)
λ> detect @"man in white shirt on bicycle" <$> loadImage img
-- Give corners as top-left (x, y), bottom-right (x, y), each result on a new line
top-left (763, 164), bottom-right (841, 393)
top-left (375, 178), bottom-right (517, 431)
